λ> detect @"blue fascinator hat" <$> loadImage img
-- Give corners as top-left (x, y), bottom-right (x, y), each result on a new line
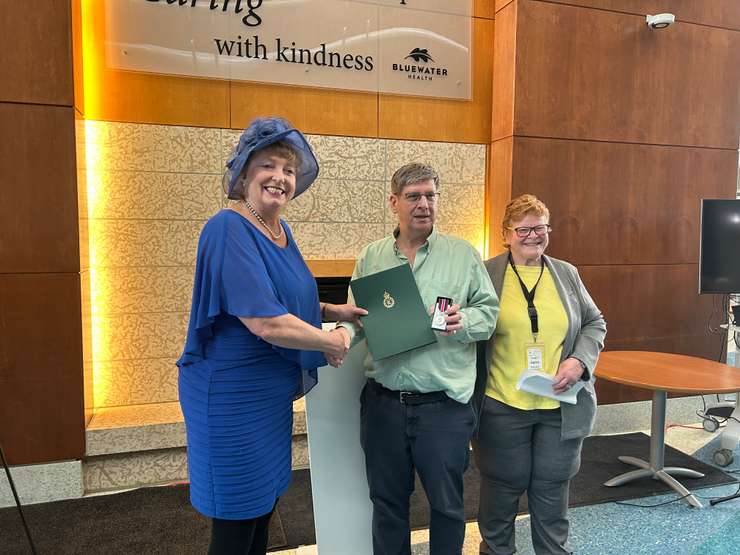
top-left (223, 117), bottom-right (319, 200)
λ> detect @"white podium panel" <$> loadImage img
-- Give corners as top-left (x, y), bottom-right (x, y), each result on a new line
top-left (305, 339), bottom-right (373, 555)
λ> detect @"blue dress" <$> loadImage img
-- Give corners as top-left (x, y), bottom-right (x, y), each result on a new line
top-left (176, 209), bottom-right (325, 520)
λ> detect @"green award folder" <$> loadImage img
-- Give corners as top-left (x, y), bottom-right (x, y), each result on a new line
top-left (350, 264), bottom-right (437, 360)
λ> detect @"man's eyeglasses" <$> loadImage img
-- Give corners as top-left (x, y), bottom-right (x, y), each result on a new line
top-left (402, 192), bottom-right (441, 204)
top-left (512, 224), bottom-right (551, 238)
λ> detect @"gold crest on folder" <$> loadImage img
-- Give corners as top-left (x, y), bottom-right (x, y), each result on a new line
top-left (383, 291), bottom-right (395, 309)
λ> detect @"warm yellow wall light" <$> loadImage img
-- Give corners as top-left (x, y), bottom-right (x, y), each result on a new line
top-left (79, 0), bottom-right (113, 408)
top-left (80, 0), bottom-right (103, 120)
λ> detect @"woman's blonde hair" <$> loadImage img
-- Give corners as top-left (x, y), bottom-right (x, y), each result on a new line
top-left (501, 194), bottom-right (550, 248)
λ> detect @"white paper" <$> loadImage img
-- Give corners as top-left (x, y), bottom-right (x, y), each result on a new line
top-left (515, 369), bottom-right (584, 405)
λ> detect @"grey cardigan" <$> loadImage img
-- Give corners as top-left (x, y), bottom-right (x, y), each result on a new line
top-left (472, 252), bottom-right (607, 440)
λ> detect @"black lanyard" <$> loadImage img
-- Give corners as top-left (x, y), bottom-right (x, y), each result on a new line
top-left (508, 253), bottom-right (544, 337)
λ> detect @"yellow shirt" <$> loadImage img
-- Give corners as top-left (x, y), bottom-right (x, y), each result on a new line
top-left (486, 264), bottom-right (568, 410)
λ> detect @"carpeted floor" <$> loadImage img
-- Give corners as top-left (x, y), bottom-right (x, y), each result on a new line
top-left (1, 432), bottom-right (735, 554)
top-left (691, 509), bottom-right (740, 554)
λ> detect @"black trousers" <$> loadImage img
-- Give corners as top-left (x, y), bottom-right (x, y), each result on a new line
top-left (360, 380), bottom-right (476, 555)
top-left (208, 505), bottom-right (275, 555)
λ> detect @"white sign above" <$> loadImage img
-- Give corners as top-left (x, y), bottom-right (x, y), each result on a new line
top-left (104, 0), bottom-right (472, 100)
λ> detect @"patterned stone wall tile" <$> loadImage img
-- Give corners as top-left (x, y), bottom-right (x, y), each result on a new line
top-left (220, 132), bottom-right (386, 186)
top-left (435, 184), bottom-right (485, 228)
top-left (92, 312), bottom-right (188, 362)
top-left (86, 421), bottom-right (185, 457)
top-left (93, 358), bottom-right (179, 408)
top-left (306, 135), bottom-right (386, 181)
top-left (87, 219), bottom-right (204, 268)
top-left (83, 440), bottom-right (306, 491)
top-left (80, 270), bottom-right (93, 362)
top-left (83, 448), bottom-right (188, 492)
top-left (292, 397), bottom-right (306, 434)
top-left (91, 266), bottom-right (195, 315)
top-left (1, 460), bottom-right (82, 507)
top-left (82, 315), bottom-right (93, 364)
top-left (292, 435), bottom-right (309, 469)
top-left (79, 216), bottom-right (90, 270)
top-left (284, 179), bottom-right (385, 223)
top-left (85, 121), bottom-right (222, 173)
top-left (86, 171), bottom-right (221, 220)
top-left (90, 402), bottom-right (183, 430)
top-left (436, 224), bottom-right (486, 254)
top-left (77, 169), bottom-right (88, 219)
top-left (80, 269), bottom-right (91, 316)
top-left (386, 180), bottom-right (394, 217)
top-left (84, 359), bottom-right (94, 411)
top-left (76, 118), bottom-right (86, 170)
top-left (289, 222), bottom-right (386, 259)
top-left (386, 140), bottom-right (486, 185)
top-left (293, 411), bottom-right (306, 436)
top-left (221, 128), bottom-right (242, 168)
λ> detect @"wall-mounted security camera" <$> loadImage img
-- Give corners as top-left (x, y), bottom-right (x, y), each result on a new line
top-left (646, 13), bottom-right (676, 29)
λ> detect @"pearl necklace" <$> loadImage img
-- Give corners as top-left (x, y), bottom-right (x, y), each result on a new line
top-left (239, 199), bottom-right (283, 240)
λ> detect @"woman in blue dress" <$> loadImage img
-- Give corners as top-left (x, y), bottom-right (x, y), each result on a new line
top-left (177, 117), bottom-right (366, 555)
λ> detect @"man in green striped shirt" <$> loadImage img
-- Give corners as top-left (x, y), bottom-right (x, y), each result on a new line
top-left (335, 163), bottom-right (499, 555)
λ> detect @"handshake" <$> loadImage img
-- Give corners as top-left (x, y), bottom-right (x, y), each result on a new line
top-left (325, 327), bottom-right (351, 367)
top-left (321, 303), bottom-right (367, 367)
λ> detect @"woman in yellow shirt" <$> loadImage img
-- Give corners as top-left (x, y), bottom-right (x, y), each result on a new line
top-left (472, 194), bottom-right (606, 555)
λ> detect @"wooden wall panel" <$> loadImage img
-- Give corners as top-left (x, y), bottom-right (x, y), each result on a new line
top-left (540, 0), bottom-right (740, 30)
top-left (0, 0), bottom-right (73, 105)
top-left (0, 103), bottom-right (80, 274)
top-left (514, 1), bottom-right (740, 148)
top-left (378, 17), bottom-right (494, 143)
top-left (307, 259), bottom-right (356, 278)
top-left (488, 137), bottom-right (514, 257)
top-left (71, 0), bottom-right (85, 115)
top-left (0, 274), bottom-right (85, 464)
top-left (578, 264), bottom-right (715, 342)
top-left (510, 137), bottom-right (739, 265)
top-left (475, 0), bottom-right (495, 19)
top-left (496, 0), bottom-right (515, 13)
top-left (606, 335), bottom-right (724, 363)
top-left (230, 83), bottom-right (378, 137)
top-left (491, 0), bottom-right (517, 141)
top-left (579, 264), bottom-right (722, 404)
top-left (83, 73), bottom-right (230, 129)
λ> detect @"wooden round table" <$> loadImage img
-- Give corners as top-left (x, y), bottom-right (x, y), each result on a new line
top-left (596, 351), bottom-right (740, 508)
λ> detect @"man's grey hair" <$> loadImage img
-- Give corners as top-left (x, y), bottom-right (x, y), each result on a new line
top-left (390, 163), bottom-right (440, 195)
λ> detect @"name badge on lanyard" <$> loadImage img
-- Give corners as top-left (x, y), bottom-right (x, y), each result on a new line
top-left (525, 342), bottom-right (546, 371)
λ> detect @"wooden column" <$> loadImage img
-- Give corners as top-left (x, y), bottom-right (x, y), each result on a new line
top-left (0, 1), bottom-right (84, 463)
top-left (489, 0), bottom-right (740, 403)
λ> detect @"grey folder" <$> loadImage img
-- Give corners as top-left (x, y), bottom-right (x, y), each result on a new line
top-left (350, 264), bottom-right (437, 360)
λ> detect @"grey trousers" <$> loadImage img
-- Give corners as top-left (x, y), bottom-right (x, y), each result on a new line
top-left (471, 396), bottom-right (583, 555)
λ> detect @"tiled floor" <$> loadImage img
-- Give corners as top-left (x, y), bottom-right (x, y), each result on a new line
top-left (274, 423), bottom-right (740, 555)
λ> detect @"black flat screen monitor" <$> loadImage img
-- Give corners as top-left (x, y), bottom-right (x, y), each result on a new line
top-left (699, 199), bottom-right (740, 294)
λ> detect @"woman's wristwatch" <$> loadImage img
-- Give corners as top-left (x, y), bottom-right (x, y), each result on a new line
top-left (575, 358), bottom-right (589, 379)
